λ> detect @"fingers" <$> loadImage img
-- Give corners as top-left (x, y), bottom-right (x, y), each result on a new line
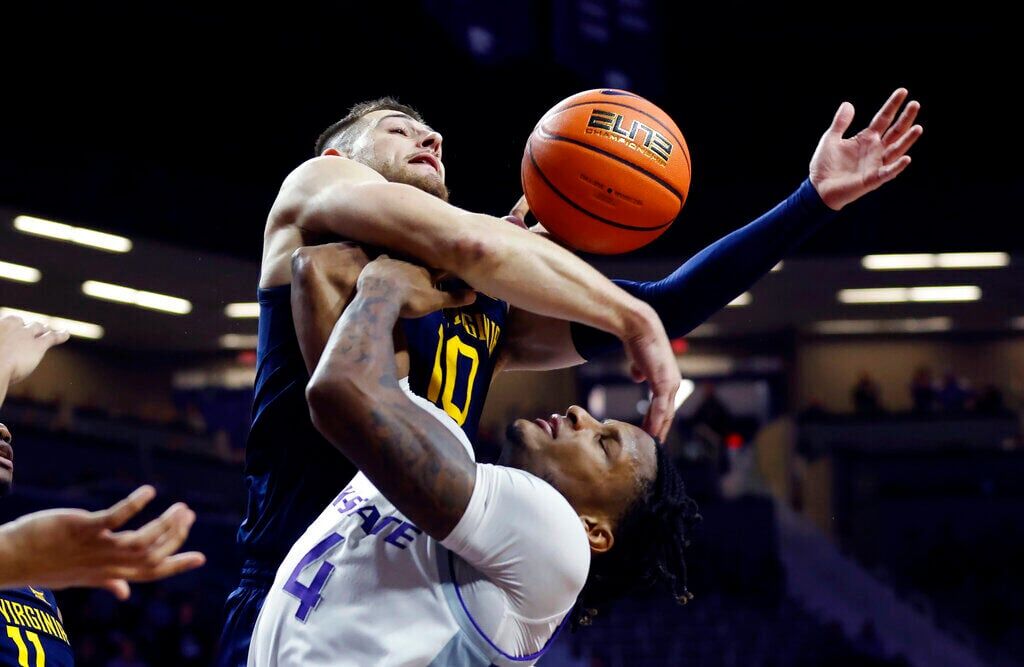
top-left (25, 321), bottom-right (46, 337)
top-left (827, 101), bottom-right (855, 138)
top-left (878, 155), bottom-right (912, 184)
top-left (101, 579), bottom-right (131, 601)
top-left (509, 195), bottom-right (530, 220)
top-left (882, 99), bottom-right (920, 145)
top-left (136, 551), bottom-right (207, 581)
top-left (36, 329), bottom-right (71, 349)
top-left (882, 124), bottom-right (923, 163)
top-left (868, 88), bottom-right (909, 135)
top-left (95, 485), bottom-right (156, 530)
top-left (111, 501), bottom-right (190, 555)
top-left (644, 391), bottom-right (675, 442)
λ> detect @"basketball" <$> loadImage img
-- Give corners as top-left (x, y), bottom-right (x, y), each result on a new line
top-left (521, 88), bottom-right (691, 254)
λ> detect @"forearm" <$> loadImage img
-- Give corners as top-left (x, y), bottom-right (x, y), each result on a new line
top-left (291, 252), bottom-right (351, 375)
top-left (306, 276), bottom-right (474, 539)
top-left (314, 181), bottom-right (651, 339)
top-left (571, 179), bottom-right (835, 357)
top-left (0, 520), bottom-right (27, 587)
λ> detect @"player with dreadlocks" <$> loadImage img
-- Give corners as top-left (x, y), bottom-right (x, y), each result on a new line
top-left (572, 441), bottom-right (702, 629)
top-left (249, 256), bottom-right (701, 666)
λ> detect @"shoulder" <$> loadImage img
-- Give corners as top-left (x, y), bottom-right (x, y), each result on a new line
top-left (268, 156), bottom-right (387, 228)
top-left (488, 465), bottom-right (590, 583)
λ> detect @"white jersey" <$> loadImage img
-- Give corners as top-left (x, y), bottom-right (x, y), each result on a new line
top-left (249, 385), bottom-right (591, 666)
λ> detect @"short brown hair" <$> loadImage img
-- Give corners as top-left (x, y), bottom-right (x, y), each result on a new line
top-left (314, 97), bottom-right (425, 156)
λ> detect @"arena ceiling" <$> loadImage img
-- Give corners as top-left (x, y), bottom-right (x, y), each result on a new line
top-left (0, 3), bottom-right (1019, 267)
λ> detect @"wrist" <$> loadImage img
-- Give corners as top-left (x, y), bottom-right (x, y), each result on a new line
top-left (616, 298), bottom-right (659, 342)
top-left (807, 175), bottom-right (844, 211)
top-left (356, 265), bottom-right (403, 295)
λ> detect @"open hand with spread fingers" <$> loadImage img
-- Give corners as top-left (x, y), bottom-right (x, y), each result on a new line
top-left (810, 87), bottom-right (924, 211)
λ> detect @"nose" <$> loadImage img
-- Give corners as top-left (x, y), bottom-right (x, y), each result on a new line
top-left (419, 130), bottom-right (443, 157)
top-left (566, 405), bottom-right (597, 430)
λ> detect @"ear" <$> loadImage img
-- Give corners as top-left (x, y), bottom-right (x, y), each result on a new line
top-left (580, 515), bottom-right (614, 554)
top-left (322, 148), bottom-right (343, 157)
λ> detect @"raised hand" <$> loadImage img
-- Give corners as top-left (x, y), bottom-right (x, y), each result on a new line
top-left (809, 88), bottom-right (923, 210)
top-left (0, 315), bottom-right (69, 403)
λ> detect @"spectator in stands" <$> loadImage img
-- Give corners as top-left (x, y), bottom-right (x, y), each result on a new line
top-left (974, 384), bottom-right (1010, 416)
top-left (910, 367), bottom-right (937, 413)
top-left (852, 372), bottom-right (884, 414)
top-left (938, 372), bottom-right (971, 413)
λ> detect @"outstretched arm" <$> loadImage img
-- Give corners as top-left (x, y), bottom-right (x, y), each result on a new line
top-left (502, 88), bottom-right (923, 369)
top-left (305, 258), bottom-right (479, 540)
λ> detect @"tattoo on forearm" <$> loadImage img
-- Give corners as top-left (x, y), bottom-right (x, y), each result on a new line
top-left (315, 276), bottom-right (474, 538)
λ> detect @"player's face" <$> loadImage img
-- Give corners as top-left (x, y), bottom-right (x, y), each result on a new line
top-left (348, 110), bottom-right (448, 201)
top-left (503, 406), bottom-right (657, 515)
top-left (0, 423), bottom-right (13, 496)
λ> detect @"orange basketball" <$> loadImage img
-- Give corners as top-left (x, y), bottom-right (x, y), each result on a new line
top-left (521, 89), bottom-right (691, 254)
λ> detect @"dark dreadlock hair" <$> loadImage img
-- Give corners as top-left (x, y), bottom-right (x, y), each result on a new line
top-left (572, 439), bottom-right (702, 630)
top-left (314, 97), bottom-right (426, 156)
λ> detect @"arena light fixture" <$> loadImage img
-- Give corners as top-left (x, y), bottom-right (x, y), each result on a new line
top-left (813, 318), bottom-right (952, 335)
top-left (771, 262), bottom-right (784, 272)
top-left (225, 302), bottom-right (260, 318)
top-left (0, 307), bottom-right (104, 339)
top-left (935, 252), bottom-right (1009, 268)
top-left (837, 286), bottom-right (981, 304)
top-left (862, 253), bottom-right (1008, 270)
top-left (674, 379), bottom-right (696, 409)
top-left (219, 334), bottom-right (259, 349)
top-left (0, 260), bottom-right (41, 284)
top-left (13, 215), bottom-right (133, 253)
top-left (82, 280), bottom-right (192, 315)
top-left (686, 324), bottom-right (719, 338)
top-left (727, 292), bottom-right (752, 307)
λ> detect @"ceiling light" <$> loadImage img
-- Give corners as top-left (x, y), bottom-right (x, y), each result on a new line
top-left (225, 302), bottom-right (260, 318)
top-left (14, 215), bottom-right (132, 253)
top-left (727, 292), bottom-right (751, 307)
top-left (0, 260), bottom-right (41, 284)
top-left (862, 252), bottom-right (1008, 270)
top-left (82, 280), bottom-right (192, 314)
top-left (0, 307), bottom-right (104, 339)
top-left (838, 286), bottom-right (981, 304)
top-left (219, 334), bottom-right (259, 349)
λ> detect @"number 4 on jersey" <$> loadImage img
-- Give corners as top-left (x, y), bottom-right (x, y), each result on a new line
top-left (283, 533), bottom-right (345, 622)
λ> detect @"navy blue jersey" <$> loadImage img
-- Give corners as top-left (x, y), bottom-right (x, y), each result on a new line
top-left (236, 284), bottom-right (508, 568)
top-left (0, 588), bottom-right (73, 666)
top-left (402, 285), bottom-right (508, 443)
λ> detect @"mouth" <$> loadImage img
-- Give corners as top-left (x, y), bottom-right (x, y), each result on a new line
top-left (532, 415), bottom-right (560, 439)
top-left (408, 153), bottom-right (441, 175)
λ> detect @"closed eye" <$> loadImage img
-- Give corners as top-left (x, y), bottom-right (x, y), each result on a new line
top-left (389, 128), bottom-right (408, 135)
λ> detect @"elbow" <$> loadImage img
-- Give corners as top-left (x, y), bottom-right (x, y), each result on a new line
top-left (305, 375), bottom-right (348, 435)
top-left (291, 246), bottom-right (324, 290)
top-left (305, 373), bottom-right (371, 436)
